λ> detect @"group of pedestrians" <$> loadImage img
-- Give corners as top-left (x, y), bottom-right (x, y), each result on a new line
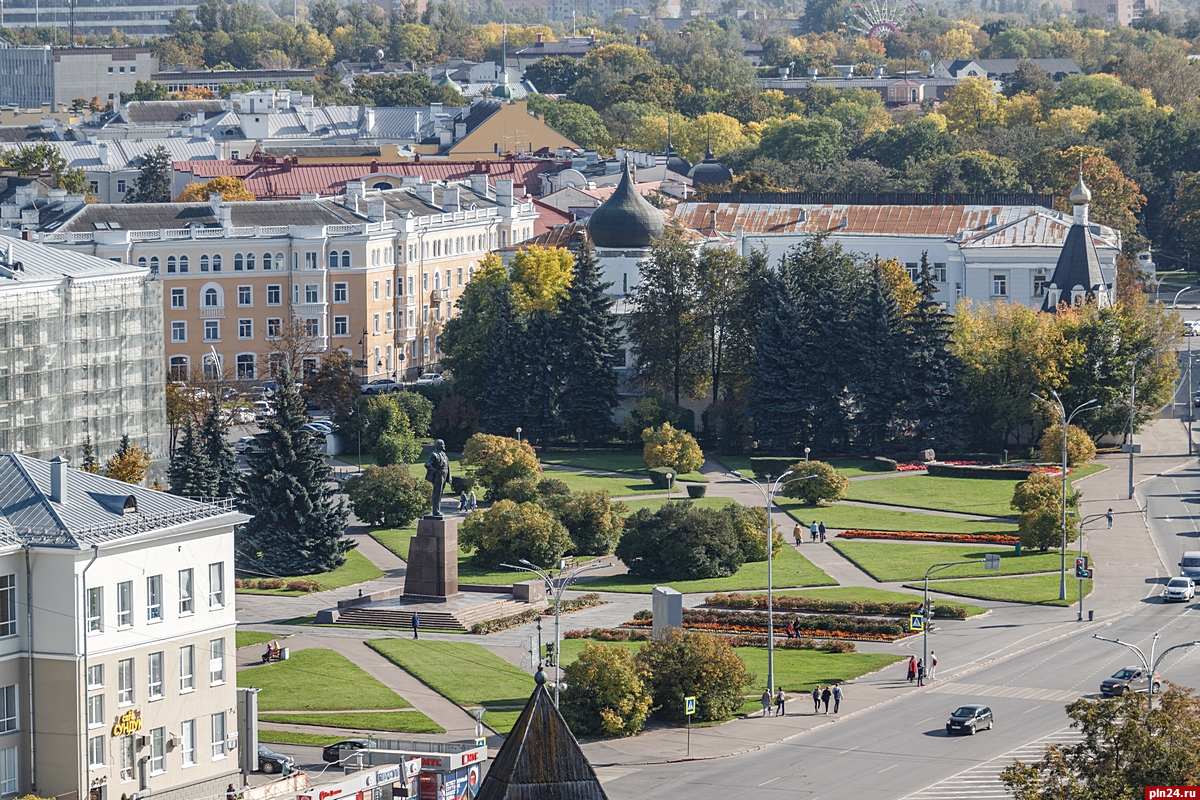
top-left (906, 653), bottom-right (937, 686)
top-left (459, 490), bottom-right (478, 511)
top-left (793, 521), bottom-right (827, 543)
top-left (758, 685), bottom-right (843, 716)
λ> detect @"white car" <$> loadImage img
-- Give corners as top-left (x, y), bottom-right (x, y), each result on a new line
top-left (415, 373), bottom-right (445, 387)
top-left (1164, 577), bottom-right (1195, 602)
top-left (235, 436), bottom-right (257, 454)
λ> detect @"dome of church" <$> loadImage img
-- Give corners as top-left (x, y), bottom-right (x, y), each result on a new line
top-left (688, 150), bottom-right (733, 188)
top-left (587, 160), bottom-right (664, 248)
top-left (436, 74), bottom-right (462, 93)
top-left (1070, 173), bottom-right (1092, 205)
top-left (665, 146), bottom-right (691, 177)
top-left (492, 81), bottom-right (515, 99)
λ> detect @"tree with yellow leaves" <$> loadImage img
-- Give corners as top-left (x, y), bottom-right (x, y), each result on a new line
top-left (940, 77), bottom-right (1002, 134)
top-left (1037, 106), bottom-right (1099, 137)
top-left (105, 434), bottom-right (152, 485)
top-left (176, 175), bottom-right (255, 203)
top-left (173, 86), bottom-right (215, 100)
top-left (1030, 145), bottom-right (1145, 234)
top-left (508, 246), bottom-right (574, 313)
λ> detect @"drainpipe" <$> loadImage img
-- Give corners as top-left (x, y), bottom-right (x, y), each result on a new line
top-left (22, 544), bottom-right (35, 794)
top-left (78, 544), bottom-right (99, 800)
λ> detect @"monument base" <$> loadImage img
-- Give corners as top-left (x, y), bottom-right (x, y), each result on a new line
top-left (403, 515), bottom-right (460, 598)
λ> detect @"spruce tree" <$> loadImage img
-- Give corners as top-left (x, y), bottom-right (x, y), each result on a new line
top-left (746, 270), bottom-right (806, 450)
top-left (521, 308), bottom-right (563, 450)
top-left (852, 260), bottom-right (906, 453)
top-left (239, 366), bottom-right (350, 576)
top-left (478, 283), bottom-right (529, 437)
top-left (125, 145), bottom-right (173, 204)
top-left (81, 434), bottom-right (100, 473)
top-left (168, 420), bottom-right (214, 497)
top-left (558, 240), bottom-right (621, 449)
top-left (201, 400), bottom-right (241, 498)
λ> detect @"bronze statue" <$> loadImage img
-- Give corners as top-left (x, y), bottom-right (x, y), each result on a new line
top-left (424, 439), bottom-right (451, 518)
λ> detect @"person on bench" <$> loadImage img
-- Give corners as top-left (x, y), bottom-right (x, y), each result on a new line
top-left (261, 642), bottom-right (280, 663)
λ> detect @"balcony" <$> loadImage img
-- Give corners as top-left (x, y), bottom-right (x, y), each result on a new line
top-left (199, 307), bottom-right (225, 319)
top-left (430, 289), bottom-right (448, 303)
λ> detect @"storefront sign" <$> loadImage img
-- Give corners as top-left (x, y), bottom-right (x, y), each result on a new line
top-left (111, 710), bottom-right (142, 737)
top-left (300, 763), bottom-right (414, 800)
top-left (415, 746), bottom-right (487, 773)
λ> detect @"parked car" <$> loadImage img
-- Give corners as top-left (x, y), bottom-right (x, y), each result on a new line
top-left (306, 420), bottom-right (334, 433)
top-left (256, 744), bottom-right (294, 775)
top-left (252, 381), bottom-right (278, 398)
top-left (321, 738), bottom-right (375, 763)
top-left (415, 373), bottom-right (445, 387)
top-left (1180, 551), bottom-right (1200, 579)
top-left (235, 436), bottom-right (256, 454)
top-left (362, 379), bottom-right (404, 395)
top-left (253, 400), bottom-right (274, 420)
top-left (1164, 577), bottom-right (1196, 602)
top-left (231, 407), bottom-right (256, 425)
top-left (946, 704), bottom-right (992, 735)
top-left (1100, 666), bottom-right (1162, 696)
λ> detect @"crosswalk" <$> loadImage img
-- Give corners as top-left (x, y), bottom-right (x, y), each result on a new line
top-left (899, 728), bottom-right (1084, 799)
top-left (925, 681), bottom-right (1084, 704)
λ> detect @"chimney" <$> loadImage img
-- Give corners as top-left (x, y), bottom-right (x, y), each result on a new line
top-left (219, 204), bottom-right (232, 228)
top-left (97, 142), bottom-right (109, 165)
top-left (50, 456), bottom-right (67, 504)
top-left (467, 173), bottom-right (488, 195)
top-left (413, 110), bottom-right (422, 138)
top-left (214, 141), bottom-right (224, 159)
top-left (400, 175), bottom-right (422, 188)
top-left (344, 180), bottom-right (365, 207)
top-left (366, 197), bottom-right (387, 221)
top-left (63, 194), bottom-right (85, 213)
top-left (537, 33), bottom-right (543, 43)
top-left (874, 66), bottom-right (885, 78)
top-left (454, 122), bottom-right (466, 141)
top-left (496, 179), bottom-right (514, 207)
top-left (47, 188), bottom-right (66, 203)
top-left (303, 109), bottom-right (315, 133)
top-left (209, 192), bottom-right (223, 214)
top-left (414, 182), bottom-right (435, 204)
top-left (443, 185), bottom-right (460, 212)
top-left (195, 110), bottom-right (205, 125)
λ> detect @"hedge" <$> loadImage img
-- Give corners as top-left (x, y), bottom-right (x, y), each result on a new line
top-left (625, 608), bottom-right (912, 640)
top-left (648, 467), bottom-right (677, 489)
top-left (926, 464), bottom-right (1037, 479)
top-left (940, 452), bottom-right (1006, 465)
top-left (704, 592), bottom-right (969, 619)
top-left (564, 627), bottom-right (856, 652)
top-left (747, 457), bottom-right (804, 477)
top-left (469, 593), bottom-right (605, 634)
top-left (686, 484), bottom-right (707, 498)
top-left (872, 457), bottom-right (898, 472)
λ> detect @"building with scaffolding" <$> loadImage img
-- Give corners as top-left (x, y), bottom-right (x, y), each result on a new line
top-left (0, 238), bottom-right (166, 464)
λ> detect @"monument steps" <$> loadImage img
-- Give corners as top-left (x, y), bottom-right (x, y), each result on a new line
top-left (334, 597), bottom-right (541, 633)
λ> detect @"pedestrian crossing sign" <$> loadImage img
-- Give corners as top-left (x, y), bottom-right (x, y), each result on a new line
top-left (685, 696), bottom-right (696, 716)
top-left (910, 614), bottom-right (925, 631)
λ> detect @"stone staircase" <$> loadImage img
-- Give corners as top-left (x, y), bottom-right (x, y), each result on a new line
top-left (335, 598), bottom-right (543, 633)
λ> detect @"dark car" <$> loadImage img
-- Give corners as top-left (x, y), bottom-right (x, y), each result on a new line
top-left (946, 704), bottom-right (993, 735)
top-left (1100, 666), bottom-right (1161, 696)
top-left (321, 738), bottom-right (375, 763)
top-left (257, 744), bottom-right (294, 775)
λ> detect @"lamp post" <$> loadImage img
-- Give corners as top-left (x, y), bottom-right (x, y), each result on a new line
top-left (357, 328), bottom-right (368, 469)
top-left (804, 447), bottom-right (811, 462)
top-left (1032, 392), bottom-right (1098, 601)
top-left (1092, 633), bottom-right (1200, 709)
top-left (727, 470), bottom-right (817, 698)
top-left (924, 556), bottom-right (999, 681)
top-left (515, 427), bottom-right (522, 443)
top-left (1127, 346), bottom-right (1166, 499)
top-left (501, 558), bottom-right (611, 708)
top-left (666, 472), bottom-right (673, 503)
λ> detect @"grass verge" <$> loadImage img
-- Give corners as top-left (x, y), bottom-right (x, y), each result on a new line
top-left (236, 630), bottom-right (278, 649)
top-left (768, 587), bottom-right (989, 616)
top-left (618, 496), bottom-right (731, 515)
top-left (482, 710), bottom-right (524, 735)
top-left (830, 541), bottom-right (1072, 582)
top-left (545, 470), bottom-right (668, 496)
top-left (258, 730), bottom-right (346, 747)
top-left (367, 639), bottom-right (534, 708)
top-left (776, 500), bottom-right (1019, 535)
top-left (236, 549), bottom-right (384, 596)
top-left (259, 711), bottom-right (444, 734)
top-left (581, 545), bottom-right (835, 594)
top-left (844, 475), bottom-right (1021, 518)
top-left (541, 450), bottom-right (705, 481)
top-left (237, 648), bottom-right (411, 712)
top-left (905, 574), bottom-right (1094, 606)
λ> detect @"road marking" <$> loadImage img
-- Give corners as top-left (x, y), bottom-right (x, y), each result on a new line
top-left (899, 728), bottom-right (1083, 799)
top-left (878, 764), bottom-right (898, 773)
top-left (838, 745), bottom-right (860, 755)
top-left (758, 776), bottom-right (783, 787)
top-left (925, 681), bottom-right (1082, 703)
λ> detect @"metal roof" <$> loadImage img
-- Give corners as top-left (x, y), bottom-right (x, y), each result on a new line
top-left (121, 100), bottom-right (227, 125)
top-left (0, 236), bottom-right (148, 287)
top-left (54, 199), bottom-right (359, 233)
top-left (0, 137), bottom-right (218, 173)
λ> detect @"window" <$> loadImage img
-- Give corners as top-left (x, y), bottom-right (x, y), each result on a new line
top-left (167, 255), bottom-right (177, 273)
top-left (374, 313), bottom-right (380, 335)
top-left (200, 255), bottom-right (210, 272)
top-left (238, 285), bottom-right (252, 306)
top-left (293, 285), bottom-right (299, 304)
top-left (267, 284), bottom-right (281, 305)
top-left (138, 257), bottom-right (147, 269)
top-left (1, 746), bottom-right (16, 794)
top-left (386, 312), bottom-right (393, 331)
top-left (992, 273), bottom-right (1008, 297)
top-left (179, 569), bottom-right (193, 615)
top-left (386, 279), bottom-right (392, 297)
top-left (238, 319), bottom-right (253, 339)
top-left (108, 66), bottom-right (113, 73)
top-left (905, 262), bottom-right (920, 283)
top-left (408, 244), bottom-right (416, 262)
top-left (0, 686), bottom-right (16, 734)
top-left (276, 252), bottom-right (285, 271)
top-left (373, 346), bottom-right (381, 373)
top-left (445, 269), bottom-right (451, 289)
top-left (169, 356), bottom-right (188, 381)
top-left (171, 288), bottom-right (186, 309)
top-left (118, 658), bottom-right (134, 705)
top-left (262, 252), bottom-right (273, 271)
top-left (149, 727), bottom-right (165, 774)
top-left (120, 735), bottom-right (135, 781)
top-left (147, 575), bottom-right (162, 622)
top-left (408, 276), bottom-right (414, 295)
top-left (237, 354), bottom-right (256, 379)
top-left (171, 322), bottom-right (187, 343)
top-left (179, 645), bottom-right (194, 692)
top-left (149, 256), bottom-right (159, 274)
top-left (212, 254), bottom-right (222, 272)
top-left (407, 309), bottom-right (414, 328)
top-left (181, 719), bottom-right (196, 767)
top-left (116, 179), bottom-right (126, 193)
top-left (87, 586), bottom-right (103, 633)
top-left (88, 735), bottom-right (105, 769)
top-left (342, 251), bottom-right (351, 269)
top-left (422, 337), bottom-right (429, 358)
top-left (305, 318), bottom-right (320, 336)
top-left (1034, 272), bottom-right (1048, 297)
top-left (304, 251), bottom-right (318, 269)
top-left (234, 253), bottom-right (244, 271)
top-left (333, 282), bottom-right (348, 303)
top-left (246, 252), bottom-right (255, 271)
top-left (89, 180), bottom-right (98, 194)
top-left (0, 576), bottom-right (13, 637)
top-left (178, 255), bottom-right (189, 273)
top-left (422, 272), bottom-right (428, 291)
top-left (305, 284), bottom-right (319, 303)
top-left (457, 267), bottom-right (463, 286)
top-left (211, 712), bottom-right (226, 759)
top-left (210, 638), bottom-right (225, 684)
top-left (87, 664), bottom-right (104, 689)
top-left (373, 281), bottom-right (380, 301)
top-left (329, 250), bottom-right (339, 270)
top-left (115, 580), bottom-right (133, 628)
top-left (148, 652), bottom-right (163, 699)
top-left (204, 320), bottom-right (220, 341)
top-left (267, 318), bottom-right (282, 338)
top-left (422, 305), bottom-right (428, 324)
top-left (203, 353), bottom-right (222, 381)
top-left (933, 263), bottom-right (947, 283)
top-left (209, 562), bottom-right (224, 608)
top-left (203, 287), bottom-right (219, 307)
top-left (334, 316), bottom-right (349, 336)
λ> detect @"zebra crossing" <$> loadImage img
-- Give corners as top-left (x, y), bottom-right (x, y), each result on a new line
top-left (925, 681), bottom-right (1084, 704)
top-left (899, 728), bottom-right (1084, 799)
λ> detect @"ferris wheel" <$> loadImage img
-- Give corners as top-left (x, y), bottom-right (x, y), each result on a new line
top-left (844, 0), bottom-right (918, 39)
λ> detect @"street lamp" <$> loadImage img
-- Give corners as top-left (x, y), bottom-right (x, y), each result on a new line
top-left (357, 328), bottom-right (368, 468)
top-left (727, 470), bottom-right (817, 698)
top-left (665, 472), bottom-right (674, 503)
top-left (804, 447), bottom-right (811, 462)
top-left (1092, 633), bottom-right (1200, 709)
top-left (515, 427), bottom-right (522, 443)
top-left (924, 556), bottom-right (1000, 680)
top-left (501, 558), bottom-right (611, 708)
top-left (1032, 392), bottom-right (1098, 600)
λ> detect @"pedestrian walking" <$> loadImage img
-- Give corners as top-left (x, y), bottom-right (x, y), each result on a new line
top-left (761, 689), bottom-right (772, 717)
top-left (832, 683), bottom-right (842, 713)
top-left (810, 521), bottom-right (819, 542)
top-left (469, 490), bottom-right (477, 510)
top-left (459, 490), bottom-right (468, 510)
top-left (786, 620), bottom-right (796, 639)
top-left (916, 659), bottom-right (925, 687)
top-left (775, 688), bottom-right (786, 716)
top-left (793, 523), bottom-right (803, 543)
top-left (1106, 508), bottom-right (1114, 528)
top-left (907, 656), bottom-right (916, 683)
top-left (929, 651), bottom-right (938, 681)
top-left (821, 686), bottom-right (832, 714)
top-left (812, 686), bottom-right (821, 713)
top-left (411, 612), bottom-right (420, 640)
top-left (818, 521), bottom-right (826, 542)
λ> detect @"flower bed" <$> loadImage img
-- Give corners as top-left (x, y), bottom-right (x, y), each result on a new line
top-left (623, 608), bottom-right (912, 641)
top-left (704, 591), bottom-right (970, 619)
top-left (836, 529), bottom-right (1019, 546)
top-left (565, 627), bottom-right (856, 652)
top-left (469, 593), bottom-right (606, 634)
top-left (234, 578), bottom-right (321, 592)
top-left (896, 463), bottom-right (928, 472)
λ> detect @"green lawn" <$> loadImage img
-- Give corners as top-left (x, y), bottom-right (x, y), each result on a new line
top-left (367, 639), bottom-right (534, 708)
top-left (236, 549), bottom-right (384, 596)
top-left (259, 711), bottom-right (444, 734)
top-left (545, 470), bottom-right (668, 496)
top-left (829, 541), bottom-right (1074, 582)
top-left (236, 630), bottom-right (278, 649)
top-left (769, 587), bottom-right (989, 616)
top-left (258, 730), bottom-right (349, 747)
top-left (906, 574), bottom-right (1094, 607)
top-left (717, 456), bottom-right (899, 480)
top-left (582, 545), bottom-right (835, 593)
top-left (844, 475), bottom-right (1022, 518)
top-left (237, 648), bottom-right (412, 712)
top-left (619, 496), bottom-right (732, 515)
top-left (370, 528), bottom-right (577, 585)
top-left (541, 450), bottom-right (705, 481)
top-left (777, 499), bottom-right (1019, 535)
top-left (483, 710), bottom-right (524, 735)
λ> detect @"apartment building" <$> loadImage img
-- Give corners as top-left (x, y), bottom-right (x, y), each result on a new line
top-left (0, 453), bottom-right (245, 800)
top-left (24, 177), bottom-right (540, 383)
top-left (0, 46), bottom-right (156, 109)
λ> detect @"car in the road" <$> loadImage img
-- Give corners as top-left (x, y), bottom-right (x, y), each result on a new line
top-left (1180, 551), bottom-right (1200, 579)
top-left (415, 373), bottom-right (445, 387)
top-left (256, 744), bottom-right (294, 775)
top-left (321, 738), bottom-right (375, 763)
top-left (1164, 576), bottom-right (1196, 602)
top-left (946, 704), bottom-right (992, 735)
top-left (1100, 666), bottom-right (1162, 696)
top-left (362, 379), bottom-right (404, 395)
top-left (230, 407), bottom-right (256, 425)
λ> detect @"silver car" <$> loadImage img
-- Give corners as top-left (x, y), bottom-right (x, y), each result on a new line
top-left (1164, 577), bottom-right (1195, 602)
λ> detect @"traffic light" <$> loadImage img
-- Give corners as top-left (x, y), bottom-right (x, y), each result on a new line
top-left (1075, 557), bottom-right (1092, 579)
top-left (925, 600), bottom-right (935, 620)
top-left (544, 643), bottom-right (556, 666)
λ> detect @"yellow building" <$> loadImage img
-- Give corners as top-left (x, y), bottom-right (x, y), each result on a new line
top-left (443, 99), bottom-right (581, 160)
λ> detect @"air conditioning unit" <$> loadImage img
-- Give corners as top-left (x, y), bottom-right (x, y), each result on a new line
top-left (136, 735), bottom-right (148, 749)
top-left (167, 735), bottom-right (179, 750)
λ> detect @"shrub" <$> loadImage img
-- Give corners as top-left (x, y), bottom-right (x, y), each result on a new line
top-left (286, 579), bottom-right (321, 592)
top-left (561, 642), bottom-right (653, 738)
top-left (643, 422), bottom-right (704, 473)
top-left (728, 504), bottom-right (783, 562)
top-left (345, 465), bottom-right (430, 528)
top-left (779, 460), bottom-right (849, 506)
top-left (927, 464), bottom-right (1035, 479)
top-left (686, 484), bottom-right (707, 498)
top-left (619, 394), bottom-right (692, 443)
top-left (1039, 423), bottom-right (1097, 467)
top-left (634, 629), bottom-right (750, 723)
top-left (494, 477), bottom-right (540, 503)
top-left (616, 501), bottom-right (745, 580)
top-left (1012, 471), bottom-right (1077, 514)
top-left (451, 475), bottom-right (476, 494)
top-left (431, 396), bottom-right (481, 452)
top-left (542, 491), bottom-right (628, 555)
top-left (459, 499), bottom-right (572, 568)
top-left (1018, 504), bottom-right (1079, 551)
top-left (462, 433), bottom-right (542, 502)
top-left (648, 467), bottom-right (676, 489)
top-left (392, 391), bottom-right (434, 437)
top-left (748, 457), bottom-right (804, 478)
top-left (537, 478), bottom-right (571, 497)
top-left (373, 430), bottom-right (423, 467)
top-left (360, 395), bottom-right (413, 451)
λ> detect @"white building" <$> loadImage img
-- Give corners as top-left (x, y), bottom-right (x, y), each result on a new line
top-left (0, 453), bottom-right (246, 800)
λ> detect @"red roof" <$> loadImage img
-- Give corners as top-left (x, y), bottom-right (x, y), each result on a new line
top-left (531, 199), bottom-right (572, 236)
top-left (174, 158), bottom-right (557, 200)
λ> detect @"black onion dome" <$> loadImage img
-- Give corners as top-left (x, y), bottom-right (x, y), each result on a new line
top-left (587, 160), bottom-right (664, 248)
top-left (665, 146), bottom-right (692, 176)
top-left (688, 150), bottom-right (733, 188)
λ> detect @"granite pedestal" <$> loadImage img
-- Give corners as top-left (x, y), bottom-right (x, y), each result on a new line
top-left (403, 516), bottom-right (462, 601)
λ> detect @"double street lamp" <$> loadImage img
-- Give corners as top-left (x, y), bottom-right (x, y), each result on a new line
top-left (1092, 632), bottom-right (1200, 709)
top-left (727, 470), bottom-right (816, 698)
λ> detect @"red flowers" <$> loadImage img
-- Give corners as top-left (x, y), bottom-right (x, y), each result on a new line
top-left (838, 529), bottom-right (1018, 545)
